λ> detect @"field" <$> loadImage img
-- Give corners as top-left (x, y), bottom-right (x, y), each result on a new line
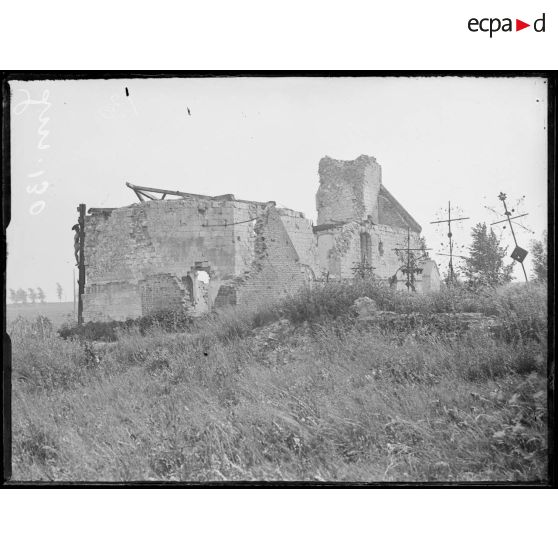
top-left (7, 302), bottom-right (75, 329)
top-left (9, 281), bottom-right (549, 483)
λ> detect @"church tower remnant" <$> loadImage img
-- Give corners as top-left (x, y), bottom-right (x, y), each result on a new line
top-left (314, 154), bottom-right (439, 292)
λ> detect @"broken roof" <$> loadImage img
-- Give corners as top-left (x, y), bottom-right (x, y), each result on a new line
top-left (125, 182), bottom-right (286, 209)
top-left (379, 184), bottom-right (422, 233)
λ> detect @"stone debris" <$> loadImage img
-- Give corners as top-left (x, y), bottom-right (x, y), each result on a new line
top-left (352, 296), bottom-right (378, 319)
top-left (354, 310), bottom-right (502, 336)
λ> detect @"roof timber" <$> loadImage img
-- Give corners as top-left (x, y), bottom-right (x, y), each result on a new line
top-left (125, 182), bottom-right (274, 207)
top-left (126, 182), bottom-right (233, 202)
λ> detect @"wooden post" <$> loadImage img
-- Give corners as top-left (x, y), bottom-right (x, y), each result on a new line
top-left (77, 204), bottom-right (86, 325)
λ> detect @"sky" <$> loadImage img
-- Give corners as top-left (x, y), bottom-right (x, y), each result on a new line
top-left (7, 76), bottom-right (548, 302)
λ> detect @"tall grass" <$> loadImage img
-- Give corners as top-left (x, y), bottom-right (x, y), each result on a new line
top-left (10, 283), bottom-right (548, 482)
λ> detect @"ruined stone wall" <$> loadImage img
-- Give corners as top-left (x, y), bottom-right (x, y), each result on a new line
top-left (85, 200), bottom-right (239, 282)
top-left (277, 209), bottom-right (319, 277)
top-left (234, 207), bottom-right (308, 310)
top-left (316, 223), bottom-right (422, 280)
top-left (316, 155), bottom-right (382, 225)
top-left (82, 154), bottom-right (437, 321)
top-left (83, 199), bottom-right (254, 321)
top-left (83, 281), bottom-right (142, 322)
top-left (83, 198), bottom-right (315, 321)
top-left (139, 274), bottom-right (190, 315)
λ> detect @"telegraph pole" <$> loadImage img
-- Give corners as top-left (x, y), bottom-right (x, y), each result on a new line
top-left (77, 204), bottom-right (86, 325)
top-left (430, 201), bottom-right (469, 285)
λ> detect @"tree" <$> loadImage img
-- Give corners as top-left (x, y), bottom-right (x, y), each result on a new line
top-left (442, 266), bottom-right (462, 287)
top-left (28, 288), bottom-right (37, 304)
top-left (9, 289), bottom-right (17, 304)
top-left (56, 282), bottom-right (63, 302)
top-left (16, 288), bottom-right (28, 304)
top-left (530, 230), bottom-right (547, 282)
top-left (36, 287), bottom-right (46, 303)
top-left (463, 222), bottom-right (514, 287)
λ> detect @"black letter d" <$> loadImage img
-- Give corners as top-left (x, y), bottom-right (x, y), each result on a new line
top-left (534, 13), bottom-right (545, 32)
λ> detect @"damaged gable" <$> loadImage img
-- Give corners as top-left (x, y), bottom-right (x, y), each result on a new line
top-left (378, 185), bottom-right (422, 233)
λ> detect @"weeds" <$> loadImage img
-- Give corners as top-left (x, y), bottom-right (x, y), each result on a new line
top-left (58, 308), bottom-right (194, 342)
top-left (10, 282), bottom-right (548, 482)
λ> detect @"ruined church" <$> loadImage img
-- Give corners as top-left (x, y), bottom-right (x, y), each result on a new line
top-left (80, 155), bottom-right (440, 322)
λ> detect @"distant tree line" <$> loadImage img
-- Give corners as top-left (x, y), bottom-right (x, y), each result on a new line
top-left (9, 283), bottom-right (66, 304)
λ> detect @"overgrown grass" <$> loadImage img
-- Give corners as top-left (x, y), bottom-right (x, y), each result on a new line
top-left (10, 282), bottom-right (548, 482)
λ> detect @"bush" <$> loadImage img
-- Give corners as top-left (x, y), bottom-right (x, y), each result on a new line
top-left (277, 278), bottom-right (393, 324)
top-left (58, 308), bottom-right (194, 341)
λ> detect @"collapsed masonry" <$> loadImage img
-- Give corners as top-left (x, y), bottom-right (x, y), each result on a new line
top-left (82, 155), bottom-right (440, 322)
top-left (315, 155), bottom-right (440, 291)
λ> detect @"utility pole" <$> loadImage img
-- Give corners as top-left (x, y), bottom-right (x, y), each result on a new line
top-left (77, 204), bottom-right (86, 325)
top-left (491, 192), bottom-right (529, 282)
top-left (430, 201), bottom-right (469, 286)
top-left (393, 227), bottom-right (432, 292)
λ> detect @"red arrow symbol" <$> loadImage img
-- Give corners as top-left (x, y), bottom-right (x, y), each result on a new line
top-left (516, 19), bottom-right (530, 31)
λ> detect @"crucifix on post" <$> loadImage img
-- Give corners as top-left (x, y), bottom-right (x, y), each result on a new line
top-left (77, 204), bottom-right (86, 325)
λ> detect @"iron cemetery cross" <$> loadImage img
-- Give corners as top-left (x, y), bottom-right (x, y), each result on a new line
top-left (392, 227), bottom-right (432, 292)
top-left (490, 192), bottom-right (529, 282)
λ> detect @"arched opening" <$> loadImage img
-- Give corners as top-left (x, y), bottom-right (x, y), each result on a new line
top-left (182, 275), bottom-right (194, 303)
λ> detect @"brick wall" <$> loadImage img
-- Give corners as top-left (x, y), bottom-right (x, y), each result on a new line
top-left (278, 209), bottom-right (319, 277)
top-left (139, 274), bottom-right (190, 315)
top-left (235, 207), bottom-right (308, 310)
top-left (82, 281), bottom-right (141, 322)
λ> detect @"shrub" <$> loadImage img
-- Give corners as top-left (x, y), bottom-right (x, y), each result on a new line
top-left (277, 278), bottom-right (393, 324)
top-left (58, 308), bottom-right (194, 341)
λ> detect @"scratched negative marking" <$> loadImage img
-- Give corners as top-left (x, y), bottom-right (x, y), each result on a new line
top-left (14, 88), bottom-right (52, 215)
